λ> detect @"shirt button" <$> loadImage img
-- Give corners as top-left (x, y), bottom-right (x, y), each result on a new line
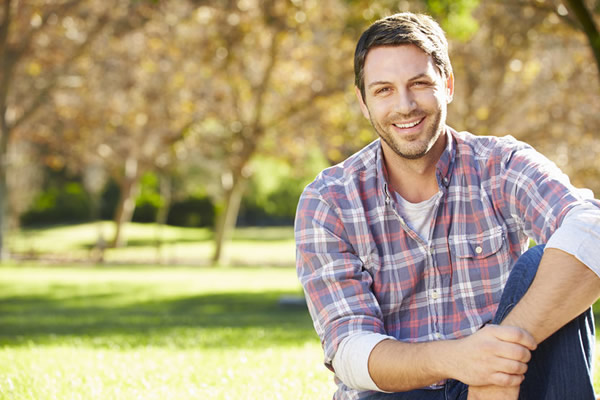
top-left (475, 246), bottom-right (483, 254)
top-left (431, 290), bottom-right (439, 300)
top-left (435, 332), bottom-right (442, 339)
top-left (443, 177), bottom-right (449, 185)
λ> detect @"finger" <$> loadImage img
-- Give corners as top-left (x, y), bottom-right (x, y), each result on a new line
top-left (489, 372), bottom-right (525, 387)
top-left (490, 325), bottom-right (537, 350)
top-left (493, 341), bottom-right (532, 363)
top-left (494, 358), bottom-right (529, 376)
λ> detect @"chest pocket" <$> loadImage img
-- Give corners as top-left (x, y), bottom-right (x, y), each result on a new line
top-left (453, 226), bottom-right (505, 259)
top-left (450, 226), bottom-right (510, 313)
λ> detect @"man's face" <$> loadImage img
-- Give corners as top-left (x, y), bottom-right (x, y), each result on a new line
top-left (356, 45), bottom-right (453, 161)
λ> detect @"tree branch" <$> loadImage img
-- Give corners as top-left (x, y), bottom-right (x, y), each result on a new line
top-left (267, 85), bottom-right (345, 129)
top-left (564, 0), bottom-right (600, 79)
top-left (12, 13), bottom-right (110, 131)
top-left (0, 0), bottom-right (12, 57)
top-left (15, 0), bottom-right (83, 61)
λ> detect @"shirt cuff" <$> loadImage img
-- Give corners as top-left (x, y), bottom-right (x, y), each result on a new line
top-left (545, 203), bottom-right (600, 278)
top-left (332, 332), bottom-right (396, 392)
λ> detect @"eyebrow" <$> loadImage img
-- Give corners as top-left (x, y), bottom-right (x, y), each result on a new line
top-left (366, 73), bottom-right (434, 89)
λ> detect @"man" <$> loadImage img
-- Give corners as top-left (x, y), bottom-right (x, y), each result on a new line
top-left (295, 12), bottom-right (600, 400)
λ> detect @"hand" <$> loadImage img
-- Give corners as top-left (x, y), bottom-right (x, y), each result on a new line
top-left (450, 324), bottom-right (536, 387)
top-left (468, 384), bottom-right (519, 400)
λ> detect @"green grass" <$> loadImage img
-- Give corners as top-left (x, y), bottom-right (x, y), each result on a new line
top-left (0, 264), bottom-right (336, 399)
top-left (7, 223), bottom-right (296, 266)
top-left (3, 224), bottom-right (600, 398)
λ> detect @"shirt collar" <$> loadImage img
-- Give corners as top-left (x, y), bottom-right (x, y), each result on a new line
top-left (436, 127), bottom-right (457, 188)
top-left (376, 126), bottom-right (457, 200)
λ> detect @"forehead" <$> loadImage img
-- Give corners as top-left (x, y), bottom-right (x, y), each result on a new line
top-left (363, 44), bottom-right (440, 84)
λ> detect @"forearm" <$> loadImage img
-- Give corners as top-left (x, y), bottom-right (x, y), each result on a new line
top-left (367, 324), bottom-right (535, 392)
top-left (367, 338), bottom-right (455, 392)
top-left (501, 248), bottom-right (600, 343)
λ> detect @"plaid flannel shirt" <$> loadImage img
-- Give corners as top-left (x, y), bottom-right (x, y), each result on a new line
top-left (295, 127), bottom-right (599, 399)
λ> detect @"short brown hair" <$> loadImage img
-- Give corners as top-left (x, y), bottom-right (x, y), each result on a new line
top-left (354, 12), bottom-right (452, 99)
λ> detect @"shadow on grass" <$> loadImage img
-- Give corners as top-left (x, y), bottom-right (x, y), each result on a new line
top-left (77, 237), bottom-right (206, 250)
top-left (0, 289), bottom-right (316, 349)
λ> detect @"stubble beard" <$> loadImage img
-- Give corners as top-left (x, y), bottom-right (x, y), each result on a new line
top-left (370, 108), bottom-right (445, 160)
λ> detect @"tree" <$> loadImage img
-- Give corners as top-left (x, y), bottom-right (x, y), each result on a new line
top-left (449, 1), bottom-right (600, 194)
top-left (186, 0), bottom-right (360, 264)
top-left (511, 0), bottom-right (600, 83)
top-left (38, 1), bottom-right (202, 248)
top-left (0, 0), bottom-right (158, 259)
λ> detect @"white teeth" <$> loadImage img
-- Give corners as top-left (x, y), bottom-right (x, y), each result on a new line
top-left (394, 119), bottom-right (421, 129)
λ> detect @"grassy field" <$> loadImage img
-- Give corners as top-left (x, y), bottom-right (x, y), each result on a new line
top-left (0, 264), bottom-right (336, 399)
top-left (2, 223), bottom-right (600, 399)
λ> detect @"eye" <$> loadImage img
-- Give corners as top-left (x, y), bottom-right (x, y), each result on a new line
top-left (375, 87), bottom-right (391, 95)
top-left (412, 81), bottom-right (431, 87)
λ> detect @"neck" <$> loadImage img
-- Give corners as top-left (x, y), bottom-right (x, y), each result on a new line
top-left (382, 134), bottom-right (446, 203)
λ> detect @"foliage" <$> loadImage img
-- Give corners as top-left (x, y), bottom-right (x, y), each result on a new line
top-left (0, 0), bottom-right (157, 257)
top-left (239, 152), bottom-right (330, 225)
top-left (2, 0), bottom-right (600, 261)
top-left (450, 1), bottom-right (600, 194)
top-left (18, 156), bottom-right (327, 229)
top-left (21, 182), bottom-right (90, 226)
top-left (166, 197), bottom-right (215, 228)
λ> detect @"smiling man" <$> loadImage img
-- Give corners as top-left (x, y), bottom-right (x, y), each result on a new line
top-left (295, 12), bottom-right (600, 400)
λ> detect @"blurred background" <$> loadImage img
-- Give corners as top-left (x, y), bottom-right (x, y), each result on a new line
top-left (0, 0), bottom-right (599, 266)
top-left (1, 1), bottom-right (600, 399)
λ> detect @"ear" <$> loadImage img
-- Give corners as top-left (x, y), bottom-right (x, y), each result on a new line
top-left (355, 86), bottom-right (371, 119)
top-left (445, 73), bottom-right (454, 104)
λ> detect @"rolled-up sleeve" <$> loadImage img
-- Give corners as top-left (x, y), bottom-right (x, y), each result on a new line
top-left (546, 203), bottom-right (600, 277)
top-left (295, 188), bottom-right (387, 368)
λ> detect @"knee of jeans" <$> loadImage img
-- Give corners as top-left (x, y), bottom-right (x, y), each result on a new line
top-left (493, 245), bottom-right (546, 324)
top-left (511, 244), bottom-right (545, 285)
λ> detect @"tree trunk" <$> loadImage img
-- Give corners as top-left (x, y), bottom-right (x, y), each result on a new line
top-left (111, 158), bottom-right (140, 248)
top-left (0, 125), bottom-right (7, 262)
top-left (565, 0), bottom-right (600, 80)
top-left (154, 173), bottom-right (172, 263)
top-left (89, 190), bottom-right (106, 263)
top-left (212, 174), bottom-right (247, 266)
top-left (0, 103), bottom-right (10, 261)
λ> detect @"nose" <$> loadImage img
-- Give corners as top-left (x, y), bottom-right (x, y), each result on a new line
top-left (393, 88), bottom-right (417, 116)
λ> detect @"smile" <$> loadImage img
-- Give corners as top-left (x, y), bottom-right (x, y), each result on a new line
top-left (393, 118), bottom-right (424, 129)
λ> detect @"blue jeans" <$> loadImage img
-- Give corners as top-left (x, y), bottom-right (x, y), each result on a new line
top-left (367, 245), bottom-right (596, 400)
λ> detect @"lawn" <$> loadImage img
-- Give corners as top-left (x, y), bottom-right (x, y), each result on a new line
top-left (2, 223), bottom-right (600, 399)
top-left (0, 264), bottom-right (336, 399)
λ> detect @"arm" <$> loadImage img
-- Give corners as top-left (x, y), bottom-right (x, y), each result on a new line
top-left (470, 145), bottom-right (600, 399)
top-left (501, 247), bottom-right (600, 344)
top-left (469, 248), bottom-right (600, 400)
top-left (490, 143), bottom-right (600, 343)
top-left (295, 189), bottom-right (389, 371)
top-left (366, 325), bottom-right (536, 392)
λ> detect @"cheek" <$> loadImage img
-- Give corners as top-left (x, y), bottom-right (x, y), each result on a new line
top-left (418, 93), bottom-right (444, 112)
top-left (370, 99), bottom-right (395, 118)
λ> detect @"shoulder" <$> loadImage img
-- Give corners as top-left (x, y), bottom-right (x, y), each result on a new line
top-left (301, 140), bottom-right (380, 204)
top-left (451, 130), bottom-right (535, 174)
top-left (452, 130), bottom-right (531, 161)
